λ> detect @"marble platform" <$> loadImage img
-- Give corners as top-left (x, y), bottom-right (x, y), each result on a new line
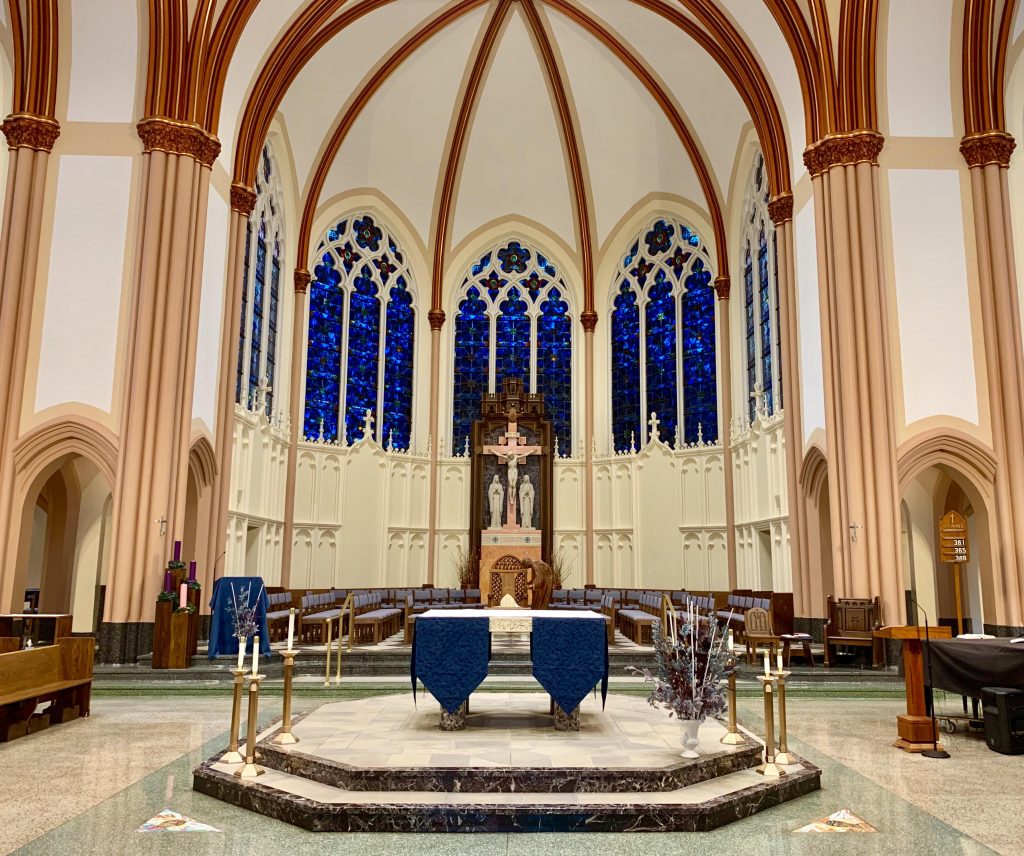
top-left (193, 693), bottom-right (820, 832)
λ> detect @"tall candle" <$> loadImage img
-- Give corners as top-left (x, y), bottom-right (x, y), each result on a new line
top-left (179, 582), bottom-right (187, 609)
top-left (763, 651), bottom-right (770, 677)
top-left (287, 608), bottom-right (295, 651)
top-left (163, 569), bottom-right (172, 592)
top-left (776, 650), bottom-right (784, 674)
top-left (188, 561), bottom-right (196, 582)
top-left (252, 634), bottom-right (260, 676)
top-left (237, 637), bottom-right (246, 672)
top-left (728, 629), bottom-right (735, 653)
top-left (173, 540), bottom-right (181, 562)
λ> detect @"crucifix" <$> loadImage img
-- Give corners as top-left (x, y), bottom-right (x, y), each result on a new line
top-left (481, 404), bottom-right (543, 529)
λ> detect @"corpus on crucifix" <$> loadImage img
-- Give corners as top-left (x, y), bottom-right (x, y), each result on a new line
top-left (481, 405), bottom-right (542, 530)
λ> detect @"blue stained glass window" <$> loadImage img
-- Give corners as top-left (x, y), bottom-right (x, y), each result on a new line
top-left (382, 274), bottom-right (415, 450)
top-left (236, 222), bottom-right (251, 404)
top-left (265, 241), bottom-right (280, 416)
top-left (757, 228), bottom-right (774, 416)
top-left (611, 281), bottom-right (641, 452)
top-left (248, 220), bottom-right (267, 406)
top-left (682, 261), bottom-right (717, 444)
top-left (644, 269), bottom-right (677, 443)
top-left (343, 265), bottom-right (380, 445)
top-left (303, 257), bottom-right (343, 441)
top-left (495, 287), bottom-right (530, 386)
top-left (452, 286), bottom-right (490, 448)
top-left (773, 230), bottom-right (782, 410)
top-left (744, 244), bottom-right (756, 424)
top-left (537, 287), bottom-right (572, 451)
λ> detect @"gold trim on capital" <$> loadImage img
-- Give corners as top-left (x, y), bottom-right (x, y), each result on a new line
top-left (294, 269), bottom-right (311, 294)
top-left (803, 130), bottom-right (884, 176)
top-left (428, 309), bottom-right (446, 331)
top-left (1, 113), bottom-right (60, 152)
top-left (714, 275), bottom-right (731, 301)
top-left (230, 183), bottom-right (257, 215)
top-left (960, 131), bottom-right (1016, 168)
top-left (767, 193), bottom-right (794, 225)
top-left (580, 310), bottom-right (598, 332)
top-left (137, 117), bottom-right (221, 167)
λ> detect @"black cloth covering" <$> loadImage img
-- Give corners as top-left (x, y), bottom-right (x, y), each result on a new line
top-left (924, 638), bottom-right (1024, 696)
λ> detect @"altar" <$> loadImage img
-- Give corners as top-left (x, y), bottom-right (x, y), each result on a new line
top-left (411, 609), bottom-right (608, 731)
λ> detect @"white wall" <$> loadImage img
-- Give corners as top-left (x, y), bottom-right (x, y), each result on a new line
top-left (66, 0), bottom-right (138, 123)
top-left (794, 196), bottom-right (825, 446)
top-left (192, 184), bottom-right (230, 433)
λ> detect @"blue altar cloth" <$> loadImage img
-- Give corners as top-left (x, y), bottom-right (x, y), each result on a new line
top-left (531, 617), bottom-right (609, 714)
top-left (412, 616), bottom-right (491, 713)
top-left (207, 576), bottom-right (272, 659)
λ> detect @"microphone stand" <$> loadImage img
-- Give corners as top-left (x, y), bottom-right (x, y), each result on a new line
top-left (910, 594), bottom-right (949, 759)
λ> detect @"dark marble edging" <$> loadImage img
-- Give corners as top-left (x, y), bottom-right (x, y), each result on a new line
top-left (190, 757), bottom-right (821, 833)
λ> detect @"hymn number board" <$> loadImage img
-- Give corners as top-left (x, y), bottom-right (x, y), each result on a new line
top-left (939, 511), bottom-right (970, 564)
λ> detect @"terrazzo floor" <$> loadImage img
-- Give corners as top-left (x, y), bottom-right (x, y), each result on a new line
top-left (0, 689), bottom-right (1020, 855)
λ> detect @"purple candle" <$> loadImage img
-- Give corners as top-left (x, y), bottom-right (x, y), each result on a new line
top-left (188, 561), bottom-right (197, 582)
top-left (163, 569), bottom-right (172, 592)
top-left (173, 540), bottom-right (181, 562)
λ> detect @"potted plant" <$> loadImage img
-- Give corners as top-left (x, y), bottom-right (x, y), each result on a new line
top-left (630, 606), bottom-right (736, 758)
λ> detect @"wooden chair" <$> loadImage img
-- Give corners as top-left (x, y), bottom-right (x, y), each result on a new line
top-left (824, 596), bottom-right (883, 668)
top-left (744, 607), bottom-right (780, 665)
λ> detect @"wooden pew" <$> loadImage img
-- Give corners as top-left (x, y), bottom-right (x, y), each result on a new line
top-left (0, 637), bottom-right (94, 742)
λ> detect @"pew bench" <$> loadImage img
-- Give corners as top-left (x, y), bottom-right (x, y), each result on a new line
top-left (351, 593), bottom-right (402, 644)
top-left (0, 637), bottom-right (93, 742)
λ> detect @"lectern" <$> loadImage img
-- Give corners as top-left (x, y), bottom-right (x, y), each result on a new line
top-left (875, 624), bottom-right (953, 752)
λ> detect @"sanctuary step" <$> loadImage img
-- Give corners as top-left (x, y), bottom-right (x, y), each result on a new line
top-left (193, 692), bottom-right (821, 833)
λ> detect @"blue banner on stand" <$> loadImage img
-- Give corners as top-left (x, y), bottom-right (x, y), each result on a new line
top-left (207, 577), bottom-right (271, 659)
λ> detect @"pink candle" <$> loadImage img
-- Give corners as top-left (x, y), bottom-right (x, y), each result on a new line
top-left (179, 582), bottom-right (187, 609)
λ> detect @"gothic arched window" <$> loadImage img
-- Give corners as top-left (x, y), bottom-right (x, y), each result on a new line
top-left (741, 151), bottom-right (782, 422)
top-left (302, 214), bottom-right (416, 448)
top-left (452, 239), bottom-right (572, 453)
top-left (236, 143), bottom-right (284, 416)
top-left (610, 217), bottom-right (718, 450)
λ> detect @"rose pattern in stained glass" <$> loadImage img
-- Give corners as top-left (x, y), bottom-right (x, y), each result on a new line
top-left (757, 228), bottom-right (774, 416)
top-left (497, 240), bottom-right (530, 274)
top-left (353, 215), bottom-right (382, 251)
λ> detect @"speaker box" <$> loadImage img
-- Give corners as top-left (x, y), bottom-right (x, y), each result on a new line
top-left (981, 686), bottom-right (1024, 755)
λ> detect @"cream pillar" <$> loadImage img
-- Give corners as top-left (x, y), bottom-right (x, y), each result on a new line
top-left (279, 269), bottom-right (310, 587)
top-left (714, 277), bottom-right (737, 588)
top-left (961, 132), bottom-right (1024, 632)
top-left (205, 185), bottom-right (256, 593)
top-left (102, 119), bottom-right (219, 662)
top-left (425, 309), bottom-right (445, 585)
top-left (581, 310), bottom-right (596, 585)
top-left (768, 194), bottom-right (810, 617)
top-left (0, 115), bottom-right (60, 613)
top-left (805, 132), bottom-right (905, 626)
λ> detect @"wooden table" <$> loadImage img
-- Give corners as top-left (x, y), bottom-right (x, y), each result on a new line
top-left (875, 624), bottom-right (953, 752)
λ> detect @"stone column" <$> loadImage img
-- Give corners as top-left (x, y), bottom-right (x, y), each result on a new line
top-left (961, 131), bottom-right (1024, 633)
top-left (581, 310), bottom-right (596, 586)
top-left (768, 194), bottom-right (810, 616)
top-left (425, 308), bottom-right (445, 585)
top-left (805, 132), bottom-right (905, 626)
top-left (205, 184), bottom-right (255, 595)
top-left (0, 114), bottom-right (60, 613)
top-left (279, 269), bottom-right (310, 587)
top-left (713, 277), bottom-right (737, 589)
top-left (101, 119), bottom-right (219, 662)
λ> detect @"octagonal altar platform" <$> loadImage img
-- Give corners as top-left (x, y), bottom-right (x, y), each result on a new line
top-left (193, 692), bottom-right (820, 832)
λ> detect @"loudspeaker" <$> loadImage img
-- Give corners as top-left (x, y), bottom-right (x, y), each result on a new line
top-left (981, 686), bottom-right (1024, 755)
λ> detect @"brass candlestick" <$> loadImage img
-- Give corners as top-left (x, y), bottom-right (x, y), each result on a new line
top-left (235, 674), bottom-right (266, 778)
top-left (334, 624), bottom-right (343, 684)
top-left (221, 667), bottom-right (246, 763)
top-left (773, 669), bottom-right (796, 765)
top-left (720, 670), bottom-right (744, 745)
top-left (272, 650), bottom-right (299, 745)
top-left (756, 675), bottom-right (785, 778)
top-left (323, 617), bottom-right (333, 688)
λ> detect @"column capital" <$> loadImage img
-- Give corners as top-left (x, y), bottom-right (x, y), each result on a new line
top-left (294, 269), bottom-right (311, 294)
top-left (428, 309), bottom-right (446, 331)
top-left (803, 130), bottom-right (884, 177)
top-left (767, 193), bottom-right (793, 225)
top-left (137, 117), bottom-right (221, 167)
top-left (230, 182), bottom-right (257, 215)
top-left (580, 309), bottom-right (598, 332)
top-left (1, 113), bottom-right (60, 152)
top-left (960, 131), bottom-right (1015, 168)
top-left (714, 275), bottom-right (730, 300)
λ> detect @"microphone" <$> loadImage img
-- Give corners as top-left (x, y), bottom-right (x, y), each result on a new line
top-left (907, 592), bottom-right (949, 759)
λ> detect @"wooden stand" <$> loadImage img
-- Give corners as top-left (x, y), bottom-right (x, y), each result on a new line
top-left (875, 624), bottom-right (953, 752)
top-left (152, 600), bottom-right (196, 669)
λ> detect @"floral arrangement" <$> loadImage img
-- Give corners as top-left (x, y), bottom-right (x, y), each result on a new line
top-left (229, 582), bottom-right (264, 640)
top-left (173, 603), bottom-right (196, 615)
top-left (630, 608), bottom-right (736, 721)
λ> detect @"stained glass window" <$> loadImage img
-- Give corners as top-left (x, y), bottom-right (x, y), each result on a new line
top-left (302, 214), bottom-right (416, 446)
top-left (452, 239), bottom-right (572, 452)
top-left (611, 217), bottom-right (717, 449)
top-left (236, 143), bottom-right (284, 411)
top-left (744, 244), bottom-right (756, 423)
top-left (757, 228), bottom-right (774, 415)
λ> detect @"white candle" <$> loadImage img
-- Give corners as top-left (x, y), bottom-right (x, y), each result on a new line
top-left (252, 634), bottom-right (260, 676)
top-left (179, 582), bottom-right (187, 609)
top-left (763, 651), bottom-right (770, 677)
top-left (728, 629), bottom-right (735, 653)
top-left (776, 650), bottom-right (784, 674)
top-left (287, 608), bottom-right (295, 651)
top-left (237, 637), bottom-right (246, 672)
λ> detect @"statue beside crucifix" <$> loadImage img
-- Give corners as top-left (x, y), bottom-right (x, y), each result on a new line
top-left (481, 404), bottom-right (543, 531)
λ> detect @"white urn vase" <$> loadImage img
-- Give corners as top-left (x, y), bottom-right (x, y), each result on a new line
top-left (679, 718), bottom-right (703, 758)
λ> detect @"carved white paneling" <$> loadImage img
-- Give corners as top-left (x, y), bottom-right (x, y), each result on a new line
top-left (410, 464), bottom-right (429, 528)
top-left (314, 531), bottom-right (336, 587)
top-left (292, 528), bottom-right (313, 589)
top-left (408, 533), bottom-right (426, 586)
top-left (440, 464), bottom-right (468, 530)
top-left (389, 464), bottom-right (408, 528)
top-left (296, 451), bottom-right (316, 521)
top-left (707, 530), bottom-right (729, 589)
top-left (340, 441), bottom-right (387, 586)
top-left (636, 442), bottom-right (680, 588)
top-left (555, 464), bottom-right (583, 531)
top-left (615, 534), bottom-right (634, 588)
top-left (553, 532), bottom-right (582, 588)
top-left (681, 456), bottom-right (702, 522)
top-left (594, 465), bottom-right (612, 529)
top-left (320, 455), bottom-right (343, 526)
top-left (614, 463), bottom-right (633, 528)
top-left (705, 455), bottom-right (725, 525)
top-left (595, 533), bottom-right (614, 586)
top-left (387, 532), bottom-right (406, 584)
